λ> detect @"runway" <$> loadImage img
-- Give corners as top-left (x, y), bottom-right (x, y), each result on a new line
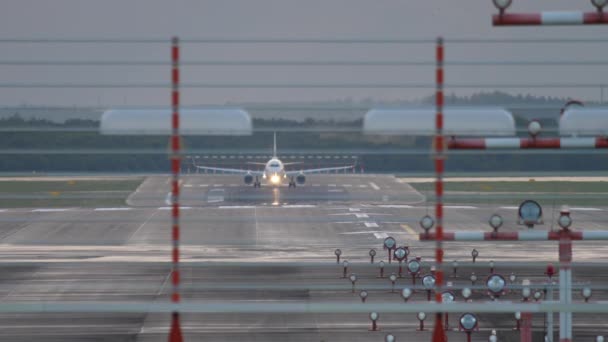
top-left (0, 174), bottom-right (606, 341)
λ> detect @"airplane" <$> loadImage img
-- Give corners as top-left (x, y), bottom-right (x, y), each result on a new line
top-left (191, 133), bottom-right (355, 188)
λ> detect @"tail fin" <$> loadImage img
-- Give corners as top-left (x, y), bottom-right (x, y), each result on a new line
top-left (273, 132), bottom-right (277, 158)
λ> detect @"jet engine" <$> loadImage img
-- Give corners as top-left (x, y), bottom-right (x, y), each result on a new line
top-left (244, 174), bottom-right (254, 185)
top-left (296, 173), bottom-right (306, 185)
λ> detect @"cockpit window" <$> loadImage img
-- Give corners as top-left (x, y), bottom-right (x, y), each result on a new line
top-left (270, 162), bottom-right (280, 167)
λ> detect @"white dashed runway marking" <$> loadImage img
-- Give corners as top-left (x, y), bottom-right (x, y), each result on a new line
top-left (374, 232), bottom-right (389, 239)
top-left (355, 213), bottom-right (369, 218)
top-left (94, 208), bottom-right (132, 211)
top-left (364, 222), bottom-right (379, 228)
top-left (32, 208), bottom-right (71, 212)
top-left (444, 205), bottom-right (478, 209)
top-left (570, 207), bottom-right (603, 211)
top-left (369, 182), bottom-right (380, 190)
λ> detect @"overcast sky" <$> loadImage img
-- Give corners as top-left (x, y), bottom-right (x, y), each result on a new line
top-left (0, 0), bottom-right (607, 106)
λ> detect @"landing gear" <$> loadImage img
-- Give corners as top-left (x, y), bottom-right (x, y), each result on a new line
top-left (288, 177), bottom-right (297, 188)
top-left (253, 176), bottom-right (261, 188)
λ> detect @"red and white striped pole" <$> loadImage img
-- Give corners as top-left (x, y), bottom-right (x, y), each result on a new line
top-left (419, 231), bottom-right (608, 241)
top-left (168, 36), bottom-right (183, 342)
top-left (493, 11), bottom-right (608, 26)
top-left (558, 227), bottom-right (574, 342)
top-left (432, 36), bottom-right (447, 342)
top-left (448, 137), bottom-right (608, 150)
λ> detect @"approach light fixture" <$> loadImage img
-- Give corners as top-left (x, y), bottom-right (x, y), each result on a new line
top-left (384, 236), bottom-right (396, 250)
top-left (470, 272), bottom-right (478, 285)
top-left (522, 286), bottom-right (531, 301)
top-left (334, 248), bottom-right (342, 263)
top-left (493, 0), bottom-right (513, 13)
top-left (369, 249), bottom-right (377, 263)
top-left (558, 206), bottom-right (572, 230)
top-left (401, 287), bottom-right (413, 302)
top-left (528, 120), bottom-right (542, 137)
top-left (442, 291), bottom-right (455, 303)
top-left (394, 247), bottom-right (407, 262)
top-left (459, 313), bottom-right (478, 331)
top-left (359, 290), bottom-right (368, 303)
top-left (486, 274), bottom-right (506, 296)
top-left (422, 275), bottom-right (436, 290)
top-left (489, 214), bottom-right (503, 232)
top-left (592, 0), bottom-right (608, 12)
top-left (518, 200), bottom-right (543, 228)
top-left (417, 312), bottom-right (427, 331)
top-left (420, 215), bottom-right (434, 233)
top-left (582, 287), bottom-right (592, 302)
top-left (408, 259), bottom-right (421, 274)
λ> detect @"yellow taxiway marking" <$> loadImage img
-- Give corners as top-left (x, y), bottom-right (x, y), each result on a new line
top-left (400, 224), bottom-right (419, 240)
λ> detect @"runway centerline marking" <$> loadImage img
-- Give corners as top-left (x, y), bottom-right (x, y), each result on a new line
top-left (32, 208), bottom-right (70, 212)
top-left (355, 213), bottom-right (369, 218)
top-left (369, 182), bottom-right (380, 190)
top-left (374, 232), bottom-right (389, 239)
top-left (94, 208), bottom-right (132, 211)
top-left (570, 207), bottom-right (603, 211)
top-left (400, 224), bottom-right (420, 240)
top-left (364, 222), bottom-right (379, 228)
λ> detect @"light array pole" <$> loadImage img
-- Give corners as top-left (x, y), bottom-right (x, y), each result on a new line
top-left (492, 0), bottom-right (608, 26)
top-left (168, 36), bottom-right (183, 342)
top-left (432, 36), bottom-right (447, 342)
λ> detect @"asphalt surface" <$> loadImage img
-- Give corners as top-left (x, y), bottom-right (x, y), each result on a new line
top-left (0, 174), bottom-right (606, 341)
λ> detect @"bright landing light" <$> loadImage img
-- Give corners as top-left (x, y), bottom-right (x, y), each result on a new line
top-left (270, 174), bottom-right (281, 184)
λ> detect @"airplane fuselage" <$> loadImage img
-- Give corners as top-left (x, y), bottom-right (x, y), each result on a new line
top-left (263, 158), bottom-right (286, 185)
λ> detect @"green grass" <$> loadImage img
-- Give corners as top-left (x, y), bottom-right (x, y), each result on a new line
top-left (0, 179), bottom-right (144, 208)
top-left (411, 181), bottom-right (608, 207)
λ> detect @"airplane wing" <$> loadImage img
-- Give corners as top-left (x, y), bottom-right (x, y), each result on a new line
top-left (195, 165), bottom-right (264, 175)
top-left (285, 165), bottom-right (354, 176)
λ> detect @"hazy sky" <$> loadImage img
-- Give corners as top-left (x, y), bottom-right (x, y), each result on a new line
top-left (0, 0), bottom-right (607, 106)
